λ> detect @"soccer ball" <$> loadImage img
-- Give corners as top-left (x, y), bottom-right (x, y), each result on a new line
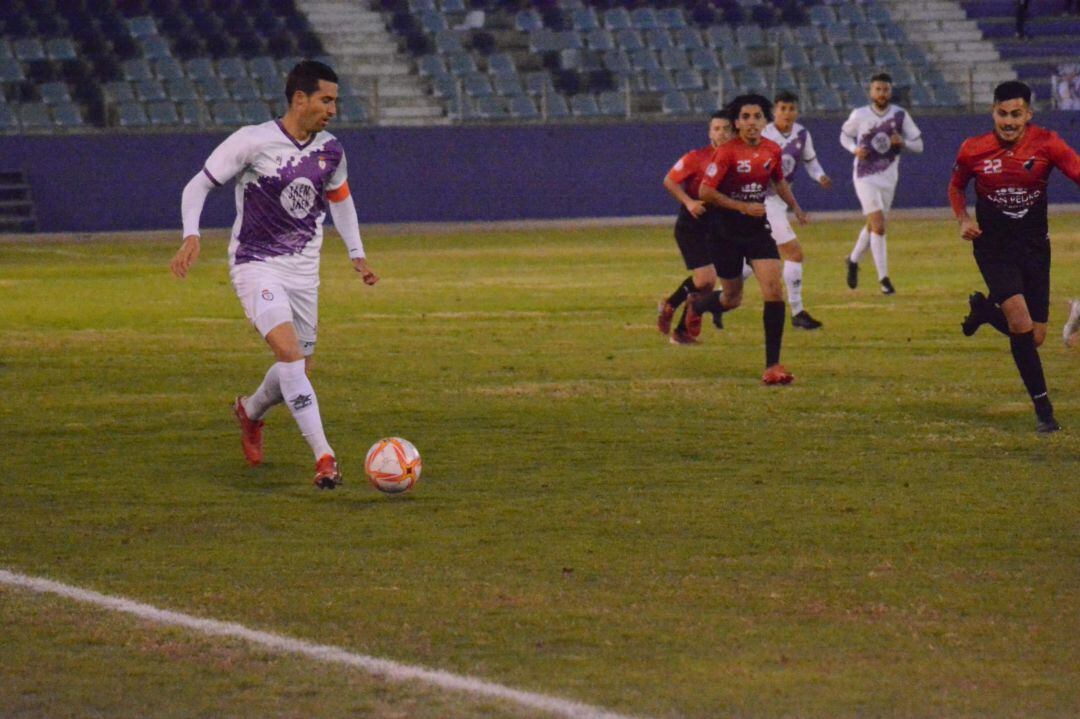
top-left (364, 437), bottom-right (422, 494)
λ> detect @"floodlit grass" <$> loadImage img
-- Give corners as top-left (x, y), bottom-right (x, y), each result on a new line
top-left (1, 216), bottom-right (1078, 718)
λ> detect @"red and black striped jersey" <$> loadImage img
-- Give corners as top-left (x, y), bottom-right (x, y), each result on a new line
top-left (700, 136), bottom-right (784, 203)
top-left (666, 145), bottom-right (715, 200)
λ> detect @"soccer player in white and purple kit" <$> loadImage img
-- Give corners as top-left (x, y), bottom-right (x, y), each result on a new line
top-left (840, 72), bottom-right (923, 295)
top-left (763, 91), bottom-right (832, 330)
top-left (170, 61), bottom-right (378, 489)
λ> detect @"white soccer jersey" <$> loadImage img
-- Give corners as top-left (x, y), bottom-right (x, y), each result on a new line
top-left (201, 119), bottom-right (348, 279)
top-left (840, 104), bottom-right (922, 189)
top-left (762, 121), bottom-right (825, 201)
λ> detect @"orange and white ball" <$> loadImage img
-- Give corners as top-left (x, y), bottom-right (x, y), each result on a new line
top-left (364, 437), bottom-right (422, 494)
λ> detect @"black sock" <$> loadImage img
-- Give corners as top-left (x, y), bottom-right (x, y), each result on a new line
top-left (693, 290), bottom-right (723, 315)
top-left (666, 277), bottom-right (695, 309)
top-left (764, 300), bottom-right (785, 367)
top-left (1009, 331), bottom-right (1052, 418)
top-left (985, 302), bottom-right (1010, 336)
top-left (675, 305), bottom-right (688, 331)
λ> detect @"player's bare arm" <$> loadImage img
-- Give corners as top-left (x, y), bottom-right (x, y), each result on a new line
top-left (170, 234), bottom-right (200, 278)
top-left (699, 185), bottom-right (765, 216)
top-left (772, 179), bottom-right (808, 225)
top-left (663, 175), bottom-right (705, 217)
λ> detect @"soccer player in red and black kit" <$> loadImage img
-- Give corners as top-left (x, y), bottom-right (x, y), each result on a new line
top-left (658, 109), bottom-right (734, 344)
top-left (699, 94), bottom-right (808, 384)
top-left (949, 80), bottom-right (1080, 432)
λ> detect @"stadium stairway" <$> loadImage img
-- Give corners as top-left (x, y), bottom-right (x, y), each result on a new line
top-left (297, 0), bottom-right (445, 124)
top-left (881, 0), bottom-right (1016, 108)
top-left (0, 169), bottom-right (36, 233)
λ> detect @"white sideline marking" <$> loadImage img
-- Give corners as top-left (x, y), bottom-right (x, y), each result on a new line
top-left (1, 569), bottom-right (641, 719)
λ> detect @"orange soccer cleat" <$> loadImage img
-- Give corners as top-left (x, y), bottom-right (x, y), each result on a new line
top-left (313, 454), bottom-right (342, 489)
top-left (656, 300), bottom-right (676, 335)
top-left (233, 396), bottom-right (264, 466)
top-left (761, 364), bottom-right (795, 385)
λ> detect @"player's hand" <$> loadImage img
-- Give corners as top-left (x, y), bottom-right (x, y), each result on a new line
top-left (685, 199), bottom-right (706, 218)
top-left (818, 175), bottom-right (833, 190)
top-left (890, 132), bottom-right (904, 148)
top-left (352, 257), bottom-right (379, 285)
top-left (741, 202), bottom-right (766, 217)
top-left (854, 147), bottom-right (870, 160)
top-left (170, 235), bottom-right (200, 278)
top-left (959, 217), bottom-right (982, 242)
top-left (794, 210), bottom-right (810, 226)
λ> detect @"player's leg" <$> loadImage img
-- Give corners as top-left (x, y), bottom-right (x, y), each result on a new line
top-left (743, 228), bottom-right (791, 383)
top-left (683, 264), bottom-right (718, 340)
top-left (999, 293), bottom-right (1057, 431)
top-left (659, 276), bottom-right (694, 335)
top-left (671, 216), bottom-right (715, 342)
top-left (766, 196), bottom-right (817, 328)
top-left (867, 183), bottom-right (896, 293)
top-left (1064, 298), bottom-right (1080, 348)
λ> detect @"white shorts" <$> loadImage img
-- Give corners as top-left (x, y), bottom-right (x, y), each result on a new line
top-left (853, 179), bottom-right (896, 216)
top-left (231, 264), bottom-right (319, 356)
top-left (764, 195), bottom-right (796, 245)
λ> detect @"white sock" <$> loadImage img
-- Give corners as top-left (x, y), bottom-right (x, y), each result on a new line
top-left (243, 363), bottom-right (283, 421)
top-left (277, 359), bottom-right (333, 460)
top-left (850, 226), bottom-right (870, 263)
top-left (741, 261), bottom-right (754, 280)
top-left (783, 260), bottom-right (804, 316)
top-left (870, 232), bottom-right (888, 280)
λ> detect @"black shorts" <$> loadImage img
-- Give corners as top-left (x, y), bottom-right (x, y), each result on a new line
top-left (673, 208), bottom-right (723, 270)
top-left (711, 212), bottom-right (780, 280)
top-left (972, 230), bottom-right (1051, 323)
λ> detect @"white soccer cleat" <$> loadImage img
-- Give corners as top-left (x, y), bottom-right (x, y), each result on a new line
top-left (1064, 298), bottom-right (1080, 348)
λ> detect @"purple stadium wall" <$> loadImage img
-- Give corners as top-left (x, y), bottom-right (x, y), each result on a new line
top-left (6, 112), bottom-right (1080, 233)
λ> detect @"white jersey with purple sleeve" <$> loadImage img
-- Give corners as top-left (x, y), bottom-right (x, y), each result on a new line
top-left (201, 119), bottom-right (348, 280)
top-left (840, 104), bottom-right (922, 189)
top-left (762, 121), bottom-right (825, 199)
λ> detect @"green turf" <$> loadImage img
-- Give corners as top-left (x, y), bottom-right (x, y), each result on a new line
top-left (1, 216), bottom-right (1078, 718)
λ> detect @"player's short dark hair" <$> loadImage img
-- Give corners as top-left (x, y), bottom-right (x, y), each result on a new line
top-left (710, 108), bottom-right (732, 123)
top-left (870, 72), bottom-right (893, 85)
top-left (993, 80), bottom-right (1032, 105)
top-left (730, 93), bottom-right (773, 122)
top-left (773, 90), bottom-right (799, 105)
top-left (285, 60), bottom-right (338, 103)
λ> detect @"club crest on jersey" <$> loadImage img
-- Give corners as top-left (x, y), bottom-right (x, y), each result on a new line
top-left (1023, 158), bottom-right (1036, 171)
top-left (705, 163), bottom-right (718, 177)
top-left (870, 132), bottom-right (892, 154)
top-left (781, 154), bottom-right (796, 176)
top-left (318, 156), bottom-right (327, 171)
top-left (261, 289), bottom-right (274, 301)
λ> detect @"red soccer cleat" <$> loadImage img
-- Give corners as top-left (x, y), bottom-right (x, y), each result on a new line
top-left (669, 328), bottom-right (699, 345)
top-left (761, 364), bottom-right (795, 385)
top-left (685, 302), bottom-right (703, 339)
top-left (233, 396), bottom-right (264, 466)
top-left (657, 300), bottom-right (676, 335)
top-left (313, 454), bottom-right (342, 489)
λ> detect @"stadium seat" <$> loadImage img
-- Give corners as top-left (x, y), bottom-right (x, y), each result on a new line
top-left (842, 44), bottom-right (872, 67)
top-left (134, 79), bottom-right (167, 102)
top-left (217, 57), bottom-right (248, 80)
top-left (257, 76), bottom-right (281, 100)
top-left (116, 101), bottom-right (149, 127)
top-left (45, 38), bottom-right (78, 62)
top-left (486, 53), bottom-right (516, 77)
top-left (644, 69), bottom-right (674, 93)
top-left (810, 44), bottom-right (842, 69)
top-left (177, 99), bottom-right (203, 126)
top-left (102, 81), bottom-right (136, 104)
top-left (722, 45), bottom-right (750, 71)
top-left (674, 68), bottom-right (705, 91)
top-left (446, 53), bottom-right (477, 76)
top-left (628, 49), bottom-right (660, 72)
top-left (809, 6), bottom-right (836, 27)
top-left (435, 30), bottom-right (464, 53)
top-left (121, 58), bottom-right (154, 81)
top-left (658, 7), bottom-right (687, 30)
top-left (771, 68), bottom-right (797, 94)
top-left (909, 83), bottom-right (935, 108)
top-left (688, 48), bottom-right (720, 73)
top-left (514, 10), bottom-right (543, 33)
top-left (146, 99), bottom-right (179, 126)
top-left (210, 100), bottom-right (243, 125)
top-left (838, 4), bottom-right (867, 25)
top-left (603, 9), bottom-right (631, 31)
top-left (240, 99), bottom-right (273, 124)
top-left (570, 93), bottom-right (600, 118)
top-left (492, 74), bottom-right (523, 97)
top-left (417, 54), bottom-right (448, 78)
top-left (614, 29), bottom-right (644, 52)
top-left (705, 25), bottom-right (735, 48)
top-left (153, 56), bottom-right (185, 80)
top-left (0, 105), bottom-right (17, 132)
top-left (853, 22), bottom-right (883, 44)
top-left (737, 67), bottom-right (767, 94)
top-left (463, 73), bottom-right (493, 98)
top-left (127, 15), bottom-right (159, 39)
top-left (597, 89), bottom-right (627, 116)
top-left (430, 73), bottom-right (459, 99)
top-left (247, 55), bottom-right (280, 81)
top-left (661, 91), bottom-right (691, 115)
top-left (39, 82), bottom-right (71, 104)
top-left (139, 35), bottom-right (172, 60)
top-left (571, 7), bottom-right (599, 32)
top-left (540, 92), bottom-right (569, 119)
top-left (229, 78), bottom-right (261, 101)
top-left (873, 44), bottom-right (902, 67)
top-left (811, 86), bottom-right (843, 113)
top-left (198, 77), bottom-right (230, 101)
top-left (781, 44), bottom-right (810, 70)
top-left (164, 78), bottom-right (198, 101)
top-left (507, 94), bottom-right (539, 120)
top-left (691, 89), bottom-right (722, 114)
top-left (630, 8), bottom-right (659, 31)
top-left (584, 28), bottom-right (615, 52)
top-left (644, 29), bottom-right (673, 50)
top-left (602, 50), bottom-right (631, 74)
top-left (739, 25), bottom-right (766, 50)
top-left (659, 48), bottom-right (689, 71)
top-left (472, 95), bottom-right (507, 120)
top-left (18, 103), bottom-right (54, 130)
top-left (14, 39), bottom-right (46, 62)
top-left (708, 68), bottom-right (737, 96)
top-left (674, 27), bottom-right (704, 50)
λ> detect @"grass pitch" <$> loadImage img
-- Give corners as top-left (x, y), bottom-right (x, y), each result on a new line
top-left (1, 215), bottom-right (1079, 718)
